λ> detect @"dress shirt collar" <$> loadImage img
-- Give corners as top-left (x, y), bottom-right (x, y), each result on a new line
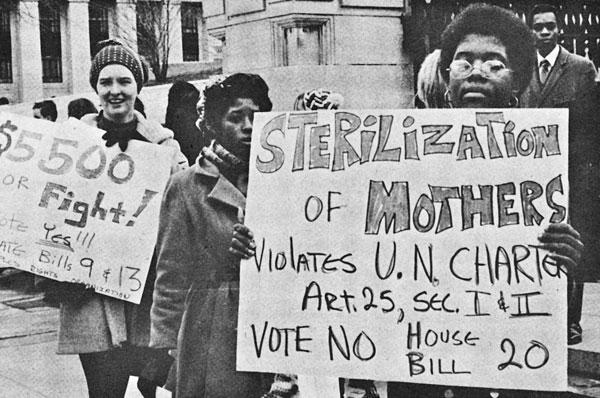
top-left (537, 45), bottom-right (560, 68)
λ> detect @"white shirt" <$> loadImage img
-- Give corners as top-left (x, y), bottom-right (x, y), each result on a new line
top-left (537, 45), bottom-right (560, 69)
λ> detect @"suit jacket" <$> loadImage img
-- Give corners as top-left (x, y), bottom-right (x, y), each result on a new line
top-left (521, 46), bottom-right (599, 278)
top-left (520, 45), bottom-right (596, 119)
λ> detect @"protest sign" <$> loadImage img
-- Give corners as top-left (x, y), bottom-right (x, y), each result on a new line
top-left (0, 113), bottom-right (173, 304)
top-left (238, 109), bottom-right (569, 391)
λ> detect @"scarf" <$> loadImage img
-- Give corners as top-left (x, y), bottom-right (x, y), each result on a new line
top-left (201, 140), bottom-right (249, 195)
top-left (97, 112), bottom-right (148, 151)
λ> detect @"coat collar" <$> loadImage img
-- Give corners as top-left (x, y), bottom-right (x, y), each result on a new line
top-left (80, 110), bottom-right (174, 144)
top-left (195, 156), bottom-right (246, 210)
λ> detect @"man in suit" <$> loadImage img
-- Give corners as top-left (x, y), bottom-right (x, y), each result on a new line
top-left (521, 3), bottom-right (598, 345)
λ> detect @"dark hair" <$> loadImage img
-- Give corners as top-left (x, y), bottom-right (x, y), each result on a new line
top-left (67, 98), bottom-right (98, 119)
top-left (201, 73), bottom-right (272, 134)
top-left (165, 80), bottom-right (199, 128)
top-left (440, 3), bottom-right (536, 96)
top-left (134, 97), bottom-right (146, 117)
top-left (33, 100), bottom-right (58, 121)
top-left (528, 4), bottom-right (558, 27)
top-left (0, 97), bottom-right (9, 105)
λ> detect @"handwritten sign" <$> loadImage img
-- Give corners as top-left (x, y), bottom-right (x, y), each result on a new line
top-left (0, 113), bottom-right (173, 304)
top-left (238, 109), bottom-right (569, 391)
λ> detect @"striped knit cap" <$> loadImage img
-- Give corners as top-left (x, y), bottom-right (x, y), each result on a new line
top-left (302, 88), bottom-right (344, 110)
top-left (89, 39), bottom-right (145, 93)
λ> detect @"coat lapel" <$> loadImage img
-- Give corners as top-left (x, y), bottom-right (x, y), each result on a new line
top-left (208, 174), bottom-right (246, 211)
top-left (196, 157), bottom-right (246, 211)
top-left (538, 46), bottom-right (569, 105)
top-left (523, 70), bottom-right (542, 107)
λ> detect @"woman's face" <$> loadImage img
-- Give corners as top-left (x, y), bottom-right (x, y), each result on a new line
top-left (448, 34), bottom-right (514, 108)
top-left (215, 97), bottom-right (259, 161)
top-left (96, 64), bottom-right (138, 123)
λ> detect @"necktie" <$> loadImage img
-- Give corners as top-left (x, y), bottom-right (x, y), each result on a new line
top-left (539, 59), bottom-right (551, 84)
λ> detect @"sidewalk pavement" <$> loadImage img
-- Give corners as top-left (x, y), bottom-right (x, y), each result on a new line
top-left (0, 271), bottom-right (169, 398)
top-left (0, 270), bottom-right (598, 397)
top-left (569, 282), bottom-right (600, 397)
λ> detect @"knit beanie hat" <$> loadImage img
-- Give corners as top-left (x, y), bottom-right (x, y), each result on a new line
top-left (294, 88), bottom-right (344, 111)
top-left (89, 39), bottom-right (146, 93)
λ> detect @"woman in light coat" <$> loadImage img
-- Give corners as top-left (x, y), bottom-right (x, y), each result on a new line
top-left (45, 39), bottom-right (187, 398)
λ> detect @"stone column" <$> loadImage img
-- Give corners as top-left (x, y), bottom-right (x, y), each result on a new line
top-left (67, 0), bottom-right (91, 94)
top-left (114, 0), bottom-right (137, 53)
top-left (17, 0), bottom-right (43, 102)
top-left (168, 0), bottom-right (183, 64)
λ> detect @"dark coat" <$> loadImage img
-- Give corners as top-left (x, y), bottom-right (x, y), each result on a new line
top-left (150, 157), bottom-right (269, 398)
top-left (520, 46), bottom-right (600, 279)
top-left (56, 112), bottom-right (188, 354)
top-left (167, 104), bottom-right (204, 165)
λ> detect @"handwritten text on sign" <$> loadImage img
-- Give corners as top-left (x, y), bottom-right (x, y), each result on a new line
top-left (0, 113), bottom-right (172, 304)
top-left (238, 109), bottom-right (569, 391)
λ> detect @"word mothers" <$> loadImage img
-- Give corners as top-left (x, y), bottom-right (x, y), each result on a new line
top-left (38, 182), bottom-right (158, 228)
top-left (365, 175), bottom-right (565, 235)
top-left (256, 111), bottom-right (561, 173)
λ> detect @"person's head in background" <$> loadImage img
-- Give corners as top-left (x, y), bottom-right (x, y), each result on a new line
top-left (293, 88), bottom-right (344, 110)
top-left (197, 73), bottom-right (272, 162)
top-left (415, 49), bottom-right (446, 108)
top-left (67, 98), bottom-right (98, 120)
top-left (32, 100), bottom-right (58, 121)
top-left (89, 39), bottom-right (148, 124)
top-left (165, 80), bottom-right (199, 128)
top-left (528, 4), bottom-right (560, 57)
top-left (439, 3), bottom-right (535, 108)
top-left (0, 97), bottom-right (9, 106)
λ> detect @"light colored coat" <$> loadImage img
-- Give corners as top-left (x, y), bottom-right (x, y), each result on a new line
top-left (150, 157), bottom-right (269, 397)
top-left (57, 111), bottom-right (188, 354)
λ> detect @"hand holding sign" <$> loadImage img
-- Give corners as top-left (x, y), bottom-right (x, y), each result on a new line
top-left (537, 223), bottom-right (583, 271)
top-left (230, 223), bottom-right (256, 259)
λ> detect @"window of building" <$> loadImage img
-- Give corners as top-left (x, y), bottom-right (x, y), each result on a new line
top-left (89, 0), bottom-right (110, 57)
top-left (0, 8), bottom-right (12, 83)
top-left (39, 0), bottom-right (62, 83)
top-left (283, 24), bottom-right (322, 66)
top-left (273, 16), bottom-right (332, 67)
top-left (181, 2), bottom-right (201, 62)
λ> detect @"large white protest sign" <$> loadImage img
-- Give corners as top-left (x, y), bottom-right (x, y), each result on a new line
top-left (0, 113), bottom-right (173, 304)
top-left (238, 109), bottom-right (569, 391)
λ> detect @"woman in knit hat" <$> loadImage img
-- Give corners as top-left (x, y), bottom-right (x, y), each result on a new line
top-left (149, 73), bottom-right (275, 398)
top-left (43, 39), bottom-right (187, 398)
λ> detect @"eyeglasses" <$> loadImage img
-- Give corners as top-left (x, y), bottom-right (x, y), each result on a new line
top-left (447, 59), bottom-right (511, 79)
top-left (533, 22), bottom-right (557, 32)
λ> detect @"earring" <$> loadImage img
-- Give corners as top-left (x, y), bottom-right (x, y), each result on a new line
top-left (508, 95), bottom-right (519, 108)
top-left (444, 90), bottom-right (454, 108)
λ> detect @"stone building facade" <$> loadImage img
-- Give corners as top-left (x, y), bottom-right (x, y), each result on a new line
top-left (0, 0), bottom-right (216, 103)
top-left (1, 0), bottom-right (413, 109)
top-left (202, 0), bottom-right (411, 109)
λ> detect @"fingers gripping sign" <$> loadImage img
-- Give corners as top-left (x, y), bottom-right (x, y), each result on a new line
top-left (229, 207), bottom-right (256, 259)
top-left (537, 222), bottom-right (584, 273)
